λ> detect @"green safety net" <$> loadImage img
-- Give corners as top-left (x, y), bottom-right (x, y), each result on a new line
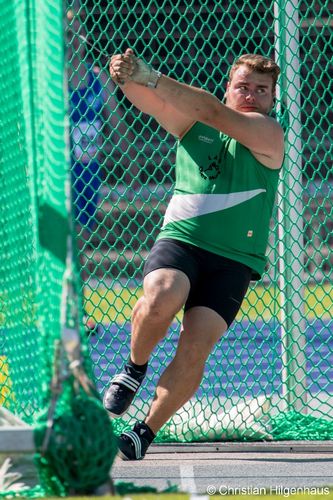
top-left (0, 0), bottom-right (333, 494)
top-left (0, 0), bottom-right (117, 496)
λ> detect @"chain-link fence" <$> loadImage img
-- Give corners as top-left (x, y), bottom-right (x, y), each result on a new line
top-left (65, 0), bottom-right (333, 441)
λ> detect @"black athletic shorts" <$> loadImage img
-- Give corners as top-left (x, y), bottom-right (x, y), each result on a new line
top-left (143, 238), bottom-right (252, 327)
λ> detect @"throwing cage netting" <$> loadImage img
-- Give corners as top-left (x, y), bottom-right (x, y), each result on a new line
top-left (0, 0), bottom-right (332, 495)
top-left (66, 0), bottom-right (333, 443)
top-left (0, 0), bottom-right (116, 496)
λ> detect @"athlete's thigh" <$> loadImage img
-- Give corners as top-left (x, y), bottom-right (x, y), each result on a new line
top-left (143, 238), bottom-right (200, 311)
top-left (185, 257), bottom-right (251, 327)
top-left (143, 238), bottom-right (199, 286)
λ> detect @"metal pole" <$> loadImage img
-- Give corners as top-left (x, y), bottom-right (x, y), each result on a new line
top-left (274, 0), bottom-right (307, 413)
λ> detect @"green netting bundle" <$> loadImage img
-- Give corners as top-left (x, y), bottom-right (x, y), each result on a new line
top-left (34, 391), bottom-right (117, 495)
top-left (271, 411), bottom-right (333, 441)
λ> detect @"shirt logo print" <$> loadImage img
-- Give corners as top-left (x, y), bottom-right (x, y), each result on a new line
top-left (199, 155), bottom-right (221, 180)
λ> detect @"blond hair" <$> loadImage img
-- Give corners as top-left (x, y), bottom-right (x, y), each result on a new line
top-left (229, 54), bottom-right (280, 92)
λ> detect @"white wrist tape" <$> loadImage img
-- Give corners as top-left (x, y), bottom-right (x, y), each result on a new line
top-left (147, 69), bottom-right (162, 88)
top-left (133, 58), bottom-right (162, 88)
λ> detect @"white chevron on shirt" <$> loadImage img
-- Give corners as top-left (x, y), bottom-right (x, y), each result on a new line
top-left (162, 189), bottom-right (266, 226)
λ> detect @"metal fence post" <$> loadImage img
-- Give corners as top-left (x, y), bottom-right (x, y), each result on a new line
top-left (274, 0), bottom-right (307, 413)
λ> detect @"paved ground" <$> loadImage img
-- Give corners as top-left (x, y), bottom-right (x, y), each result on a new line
top-left (112, 442), bottom-right (333, 495)
top-left (3, 441), bottom-right (333, 496)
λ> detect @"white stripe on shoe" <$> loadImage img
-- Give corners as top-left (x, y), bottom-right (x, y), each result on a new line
top-left (122, 430), bottom-right (142, 459)
top-left (112, 373), bottom-right (141, 392)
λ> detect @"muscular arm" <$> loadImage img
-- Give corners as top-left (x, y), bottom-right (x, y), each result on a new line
top-left (118, 80), bottom-right (193, 138)
top-left (154, 75), bottom-right (284, 168)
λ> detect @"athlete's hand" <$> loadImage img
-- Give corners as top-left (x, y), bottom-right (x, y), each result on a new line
top-left (109, 48), bottom-right (135, 85)
top-left (110, 48), bottom-right (160, 87)
top-left (131, 57), bottom-right (155, 86)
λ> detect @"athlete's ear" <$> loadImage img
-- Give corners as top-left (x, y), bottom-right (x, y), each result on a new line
top-left (224, 81), bottom-right (230, 102)
top-left (269, 96), bottom-right (277, 116)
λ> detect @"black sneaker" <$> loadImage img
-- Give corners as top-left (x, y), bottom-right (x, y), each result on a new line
top-left (118, 422), bottom-right (155, 461)
top-left (103, 371), bottom-right (143, 417)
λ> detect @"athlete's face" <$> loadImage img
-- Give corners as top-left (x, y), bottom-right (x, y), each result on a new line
top-left (225, 65), bottom-right (275, 115)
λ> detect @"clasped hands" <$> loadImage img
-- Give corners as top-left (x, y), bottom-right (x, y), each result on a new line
top-left (109, 48), bottom-right (160, 87)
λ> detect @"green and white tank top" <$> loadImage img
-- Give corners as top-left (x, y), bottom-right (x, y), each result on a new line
top-left (158, 122), bottom-right (281, 278)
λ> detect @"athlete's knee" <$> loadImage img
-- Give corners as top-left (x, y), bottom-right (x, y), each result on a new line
top-left (177, 340), bottom-right (211, 368)
top-left (143, 269), bottom-right (190, 320)
top-left (141, 293), bottom-right (176, 324)
top-left (131, 292), bottom-right (175, 327)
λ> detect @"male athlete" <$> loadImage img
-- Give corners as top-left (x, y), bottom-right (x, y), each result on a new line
top-left (103, 49), bottom-right (284, 460)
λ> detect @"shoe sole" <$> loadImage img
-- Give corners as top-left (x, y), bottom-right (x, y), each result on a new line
top-left (118, 449), bottom-right (143, 461)
top-left (106, 410), bottom-right (125, 418)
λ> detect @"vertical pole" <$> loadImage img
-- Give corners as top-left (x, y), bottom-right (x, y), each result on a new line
top-left (274, 0), bottom-right (307, 413)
